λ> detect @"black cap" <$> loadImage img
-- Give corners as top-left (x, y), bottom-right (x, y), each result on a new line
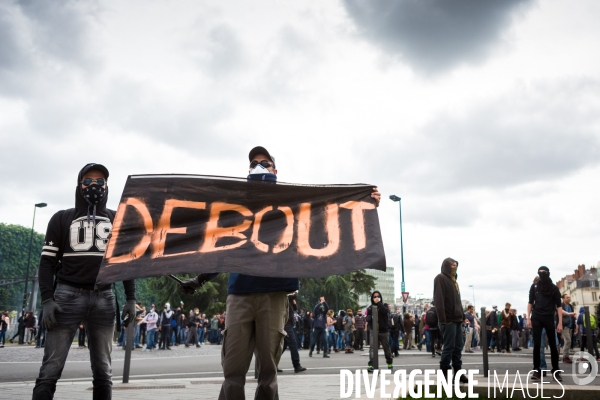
top-left (81, 163), bottom-right (109, 179)
top-left (248, 146), bottom-right (275, 168)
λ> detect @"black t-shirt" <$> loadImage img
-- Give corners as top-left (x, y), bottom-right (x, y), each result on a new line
top-left (528, 282), bottom-right (561, 319)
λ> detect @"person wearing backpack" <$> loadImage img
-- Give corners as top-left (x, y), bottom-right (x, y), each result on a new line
top-left (577, 306), bottom-right (600, 360)
top-left (32, 163), bottom-right (137, 399)
top-left (343, 309), bottom-right (355, 353)
top-left (527, 266), bottom-right (563, 382)
top-left (426, 304), bottom-right (440, 357)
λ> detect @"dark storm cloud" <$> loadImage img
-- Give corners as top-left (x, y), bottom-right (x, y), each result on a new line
top-left (16, 0), bottom-right (100, 67)
top-left (342, 0), bottom-right (534, 73)
top-left (0, 1), bottom-right (100, 97)
top-left (369, 79), bottom-right (600, 193)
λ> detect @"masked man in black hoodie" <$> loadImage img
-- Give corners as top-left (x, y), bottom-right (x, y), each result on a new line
top-left (433, 257), bottom-right (468, 383)
top-left (366, 290), bottom-right (393, 372)
top-left (33, 163), bottom-right (137, 400)
top-left (527, 266), bottom-right (562, 382)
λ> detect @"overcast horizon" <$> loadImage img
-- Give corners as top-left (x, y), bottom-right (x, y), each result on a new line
top-left (1, 0), bottom-right (599, 313)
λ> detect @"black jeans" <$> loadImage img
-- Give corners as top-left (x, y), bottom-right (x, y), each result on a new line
top-left (282, 325), bottom-right (301, 368)
top-left (532, 317), bottom-right (559, 372)
top-left (159, 325), bottom-right (172, 349)
top-left (303, 329), bottom-right (311, 349)
top-left (500, 327), bottom-right (511, 351)
top-left (354, 329), bottom-right (364, 350)
top-left (310, 328), bottom-right (327, 354)
top-left (78, 326), bottom-right (86, 347)
top-left (389, 330), bottom-right (400, 354)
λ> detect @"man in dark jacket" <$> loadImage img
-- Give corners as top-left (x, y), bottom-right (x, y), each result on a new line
top-left (185, 309), bottom-right (200, 348)
top-left (33, 163), bottom-right (137, 399)
top-left (354, 309), bottom-right (366, 351)
top-left (309, 296), bottom-right (329, 358)
top-left (281, 292), bottom-right (307, 372)
top-left (433, 257), bottom-right (468, 382)
top-left (302, 311), bottom-right (312, 349)
top-left (366, 290), bottom-right (393, 372)
top-left (527, 266), bottom-right (562, 382)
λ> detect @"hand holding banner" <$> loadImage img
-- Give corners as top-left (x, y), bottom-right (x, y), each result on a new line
top-left (95, 174), bottom-right (386, 287)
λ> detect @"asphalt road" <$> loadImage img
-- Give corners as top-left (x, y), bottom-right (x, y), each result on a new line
top-left (1, 343), bottom-right (599, 387)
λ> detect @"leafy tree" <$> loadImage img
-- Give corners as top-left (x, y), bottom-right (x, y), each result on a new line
top-left (145, 273), bottom-right (229, 316)
top-left (0, 223), bottom-right (45, 311)
top-left (297, 270), bottom-right (376, 313)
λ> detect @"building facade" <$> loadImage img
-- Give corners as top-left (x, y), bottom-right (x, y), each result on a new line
top-left (557, 264), bottom-right (600, 310)
top-left (358, 265), bottom-right (395, 308)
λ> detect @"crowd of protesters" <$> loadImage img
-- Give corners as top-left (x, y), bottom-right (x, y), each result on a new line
top-left (114, 302), bottom-right (226, 351)
top-left (2, 297), bottom-right (598, 361)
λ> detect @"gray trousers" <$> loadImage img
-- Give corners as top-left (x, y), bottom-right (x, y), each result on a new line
top-left (186, 326), bottom-right (198, 346)
top-left (33, 283), bottom-right (115, 400)
top-left (562, 327), bottom-right (572, 359)
top-left (218, 292), bottom-right (288, 400)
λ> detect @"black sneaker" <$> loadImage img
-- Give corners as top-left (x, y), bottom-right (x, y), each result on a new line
top-left (294, 367), bottom-right (307, 373)
top-left (531, 371), bottom-right (541, 381)
top-left (277, 368), bottom-right (283, 373)
top-left (553, 371), bottom-right (563, 382)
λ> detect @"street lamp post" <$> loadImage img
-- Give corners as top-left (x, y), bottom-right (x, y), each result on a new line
top-left (22, 202), bottom-right (47, 318)
top-left (389, 195), bottom-right (406, 313)
top-left (468, 285), bottom-right (476, 311)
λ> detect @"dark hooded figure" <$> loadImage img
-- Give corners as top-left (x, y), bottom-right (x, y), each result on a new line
top-left (433, 257), bottom-right (468, 383)
top-left (33, 163), bottom-right (137, 400)
top-left (527, 266), bottom-right (563, 382)
top-left (365, 290), bottom-right (394, 372)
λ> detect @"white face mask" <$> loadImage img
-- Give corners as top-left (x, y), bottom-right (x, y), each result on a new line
top-left (249, 164), bottom-right (269, 174)
top-left (248, 163), bottom-right (277, 182)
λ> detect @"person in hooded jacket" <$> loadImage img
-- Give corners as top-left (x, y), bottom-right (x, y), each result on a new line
top-left (33, 163), bottom-right (137, 400)
top-left (433, 257), bottom-right (468, 383)
top-left (527, 266), bottom-right (563, 382)
top-left (309, 296), bottom-right (330, 358)
top-left (159, 303), bottom-right (173, 350)
top-left (366, 290), bottom-right (394, 372)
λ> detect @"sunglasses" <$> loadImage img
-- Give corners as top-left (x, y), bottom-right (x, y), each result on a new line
top-left (250, 160), bottom-right (274, 169)
top-left (81, 178), bottom-right (106, 186)
top-left (373, 295), bottom-right (380, 298)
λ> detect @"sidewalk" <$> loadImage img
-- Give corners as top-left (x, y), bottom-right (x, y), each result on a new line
top-left (3, 373), bottom-right (599, 400)
top-left (0, 375), bottom-right (344, 400)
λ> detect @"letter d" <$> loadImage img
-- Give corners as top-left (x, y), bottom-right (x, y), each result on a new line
top-left (340, 370), bottom-right (353, 398)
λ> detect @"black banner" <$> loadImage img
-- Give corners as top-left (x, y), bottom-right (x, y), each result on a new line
top-left (95, 174), bottom-right (386, 286)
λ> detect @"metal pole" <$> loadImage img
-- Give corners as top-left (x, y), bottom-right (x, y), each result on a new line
top-left (584, 307), bottom-right (593, 358)
top-left (122, 319), bottom-right (135, 383)
top-left (370, 306), bottom-right (379, 370)
top-left (399, 199), bottom-right (406, 314)
top-left (481, 307), bottom-right (489, 378)
top-left (31, 269), bottom-right (40, 316)
top-left (22, 206), bottom-right (37, 318)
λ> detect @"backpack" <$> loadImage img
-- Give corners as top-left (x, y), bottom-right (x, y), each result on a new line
top-left (426, 308), bottom-right (438, 328)
top-left (584, 315), bottom-right (597, 330)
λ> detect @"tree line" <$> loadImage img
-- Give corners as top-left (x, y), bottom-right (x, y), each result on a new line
top-left (0, 223), bottom-right (377, 315)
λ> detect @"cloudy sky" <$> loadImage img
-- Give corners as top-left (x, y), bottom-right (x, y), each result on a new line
top-left (1, 0), bottom-right (599, 312)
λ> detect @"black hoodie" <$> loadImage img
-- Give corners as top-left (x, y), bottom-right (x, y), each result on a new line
top-left (38, 164), bottom-right (136, 302)
top-left (433, 257), bottom-right (464, 324)
top-left (366, 290), bottom-right (390, 332)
